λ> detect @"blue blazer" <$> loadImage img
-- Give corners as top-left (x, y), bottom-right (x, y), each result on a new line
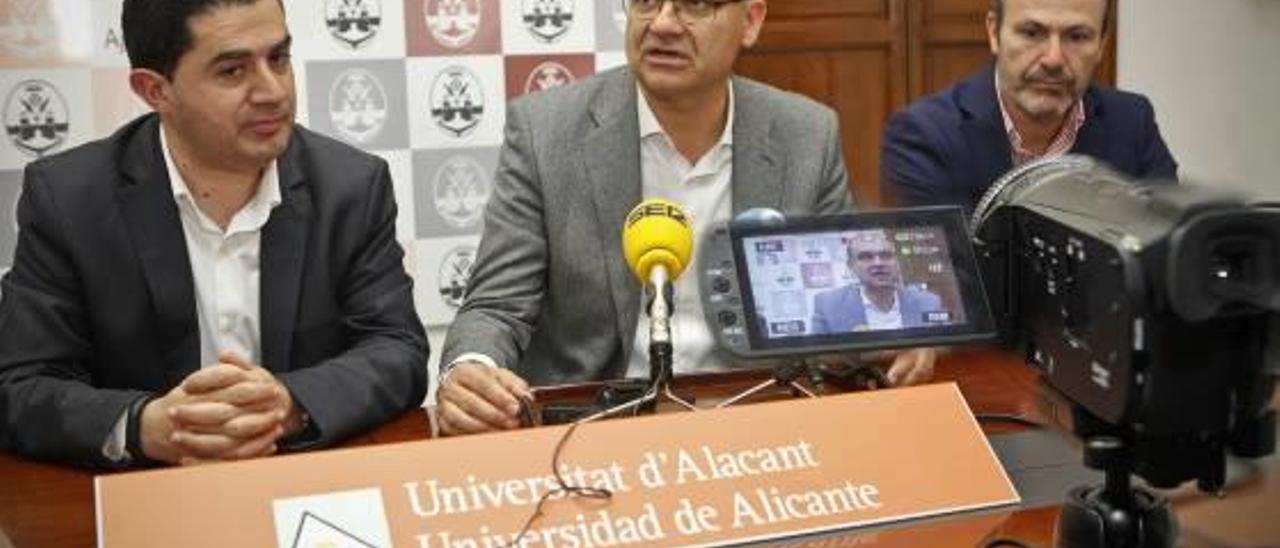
top-left (809, 285), bottom-right (943, 334)
top-left (881, 66), bottom-right (1178, 212)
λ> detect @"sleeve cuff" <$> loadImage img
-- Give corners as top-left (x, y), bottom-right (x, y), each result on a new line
top-left (437, 353), bottom-right (500, 401)
top-left (102, 408), bottom-right (131, 463)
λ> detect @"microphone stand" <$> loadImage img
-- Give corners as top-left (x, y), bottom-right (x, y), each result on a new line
top-left (577, 265), bottom-right (696, 424)
top-left (715, 361), bottom-right (818, 409)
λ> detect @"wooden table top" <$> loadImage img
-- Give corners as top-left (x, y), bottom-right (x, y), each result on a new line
top-left (1, 350), bottom-right (1274, 548)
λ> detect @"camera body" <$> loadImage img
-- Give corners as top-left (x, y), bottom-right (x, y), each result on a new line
top-left (974, 157), bottom-right (1278, 490)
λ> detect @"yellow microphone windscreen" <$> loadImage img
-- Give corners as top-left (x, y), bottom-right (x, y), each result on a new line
top-left (622, 199), bottom-right (694, 282)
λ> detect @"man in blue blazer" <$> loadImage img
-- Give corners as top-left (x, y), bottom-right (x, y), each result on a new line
top-left (810, 230), bottom-right (943, 334)
top-left (882, 0), bottom-right (1177, 212)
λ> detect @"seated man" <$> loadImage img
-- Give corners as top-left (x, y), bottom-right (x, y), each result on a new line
top-left (882, 0), bottom-right (1178, 212)
top-left (811, 230), bottom-right (943, 334)
top-left (436, 0), bottom-right (939, 436)
top-left (0, 0), bottom-right (428, 468)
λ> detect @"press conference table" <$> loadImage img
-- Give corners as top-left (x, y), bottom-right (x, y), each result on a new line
top-left (1, 351), bottom-right (1276, 548)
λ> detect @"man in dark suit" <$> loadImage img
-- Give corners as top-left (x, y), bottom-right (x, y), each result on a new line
top-left (811, 230), bottom-right (944, 334)
top-left (0, 0), bottom-right (427, 468)
top-left (882, 0), bottom-right (1178, 212)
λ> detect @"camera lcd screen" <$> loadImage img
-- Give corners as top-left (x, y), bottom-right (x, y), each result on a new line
top-left (731, 207), bottom-right (995, 354)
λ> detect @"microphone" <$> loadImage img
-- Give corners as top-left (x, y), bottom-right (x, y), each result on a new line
top-left (733, 207), bottom-right (786, 228)
top-left (622, 199), bottom-right (693, 386)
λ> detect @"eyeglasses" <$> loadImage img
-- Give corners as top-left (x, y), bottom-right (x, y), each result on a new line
top-left (624, 0), bottom-right (748, 25)
top-left (855, 250), bottom-right (897, 263)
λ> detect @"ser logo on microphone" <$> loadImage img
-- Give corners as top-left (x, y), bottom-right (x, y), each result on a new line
top-left (626, 202), bottom-right (688, 228)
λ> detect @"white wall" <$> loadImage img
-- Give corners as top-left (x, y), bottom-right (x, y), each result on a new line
top-left (1117, 0), bottom-right (1280, 197)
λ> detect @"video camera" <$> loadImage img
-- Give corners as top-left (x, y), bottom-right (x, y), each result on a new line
top-left (972, 155), bottom-right (1278, 546)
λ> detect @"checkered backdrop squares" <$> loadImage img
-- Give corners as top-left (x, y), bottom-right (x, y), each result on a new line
top-left (305, 58), bottom-right (410, 151)
top-left (405, 55), bottom-right (504, 149)
top-left (503, 53), bottom-right (594, 100)
top-left (287, 0), bottom-right (408, 61)
top-left (412, 146), bottom-right (494, 239)
top-left (406, 0), bottom-right (502, 57)
top-left (415, 236), bottom-right (480, 326)
top-left (594, 0), bottom-right (627, 52)
top-left (595, 51), bottom-right (627, 73)
top-left (91, 68), bottom-right (148, 137)
top-left (370, 149), bottom-right (416, 249)
top-left (0, 0), bottom-right (93, 69)
top-left (500, 0), bottom-right (596, 55)
top-left (90, 0), bottom-right (128, 69)
top-left (0, 68), bottom-right (91, 170)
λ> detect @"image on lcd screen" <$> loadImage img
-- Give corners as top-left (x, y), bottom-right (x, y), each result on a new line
top-left (741, 227), bottom-right (967, 340)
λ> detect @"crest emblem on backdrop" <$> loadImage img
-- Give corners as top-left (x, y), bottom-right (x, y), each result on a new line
top-left (328, 68), bottom-right (388, 144)
top-left (423, 0), bottom-right (482, 49)
top-left (0, 0), bottom-right (56, 57)
top-left (433, 155), bottom-right (490, 229)
top-left (429, 66), bottom-right (484, 138)
top-left (521, 0), bottom-right (574, 44)
top-left (523, 61), bottom-right (576, 95)
top-left (438, 246), bottom-right (477, 308)
top-left (324, 0), bottom-right (382, 49)
top-left (4, 80), bottom-right (69, 158)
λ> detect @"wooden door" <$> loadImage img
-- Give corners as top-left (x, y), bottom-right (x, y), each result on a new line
top-left (736, 0), bottom-right (907, 207)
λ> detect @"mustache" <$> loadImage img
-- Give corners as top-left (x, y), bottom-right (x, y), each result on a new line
top-left (1024, 67), bottom-right (1073, 87)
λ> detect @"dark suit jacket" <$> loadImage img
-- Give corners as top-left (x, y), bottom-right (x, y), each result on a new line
top-left (881, 66), bottom-right (1179, 212)
top-left (810, 285), bottom-right (943, 334)
top-left (0, 114), bottom-right (428, 467)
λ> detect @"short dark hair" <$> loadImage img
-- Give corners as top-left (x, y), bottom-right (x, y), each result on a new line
top-left (990, 0), bottom-right (1112, 34)
top-left (121, 0), bottom-right (280, 78)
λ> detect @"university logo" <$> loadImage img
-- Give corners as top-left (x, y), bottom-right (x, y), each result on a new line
top-left (0, 0), bottom-right (55, 57)
top-left (521, 0), bottom-right (574, 44)
top-left (432, 155), bottom-right (489, 229)
top-left (423, 0), bottom-right (482, 49)
top-left (438, 246), bottom-right (477, 308)
top-left (328, 68), bottom-right (388, 144)
top-left (4, 80), bottom-right (69, 158)
top-left (324, 0), bottom-right (382, 49)
top-left (523, 61), bottom-right (576, 94)
top-left (272, 488), bottom-right (390, 548)
top-left (429, 66), bottom-right (484, 138)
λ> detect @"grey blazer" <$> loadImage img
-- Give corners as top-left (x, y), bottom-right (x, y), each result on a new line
top-left (441, 67), bottom-right (853, 385)
top-left (809, 285), bottom-right (944, 334)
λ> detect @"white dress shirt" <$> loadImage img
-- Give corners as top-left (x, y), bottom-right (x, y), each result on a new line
top-left (861, 288), bottom-right (903, 331)
top-left (624, 84), bottom-right (736, 378)
top-left (163, 129), bottom-right (282, 369)
top-left (103, 125), bottom-right (281, 461)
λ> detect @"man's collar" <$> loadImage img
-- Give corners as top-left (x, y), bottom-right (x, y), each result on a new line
top-left (860, 285), bottom-right (900, 315)
top-left (160, 122), bottom-right (282, 211)
top-left (636, 82), bottom-right (735, 147)
top-left (994, 72), bottom-right (1086, 152)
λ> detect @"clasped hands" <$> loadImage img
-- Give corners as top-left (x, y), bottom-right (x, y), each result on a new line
top-left (139, 352), bottom-right (304, 465)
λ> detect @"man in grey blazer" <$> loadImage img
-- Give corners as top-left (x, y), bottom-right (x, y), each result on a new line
top-left (436, 0), bottom-right (938, 435)
top-left (810, 230), bottom-right (944, 334)
top-left (0, 0), bottom-right (427, 468)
